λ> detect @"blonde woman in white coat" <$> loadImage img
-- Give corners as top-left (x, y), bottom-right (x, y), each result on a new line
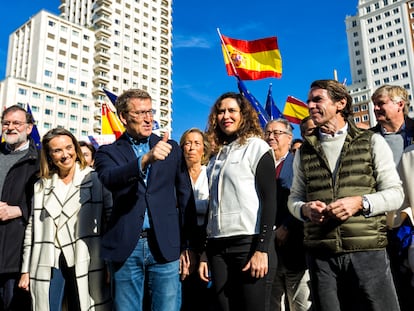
top-left (18, 128), bottom-right (112, 311)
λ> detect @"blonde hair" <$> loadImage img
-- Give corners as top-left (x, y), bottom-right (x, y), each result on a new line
top-left (180, 128), bottom-right (211, 165)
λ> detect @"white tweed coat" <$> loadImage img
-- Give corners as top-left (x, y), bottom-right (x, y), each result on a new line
top-left (21, 163), bottom-right (112, 311)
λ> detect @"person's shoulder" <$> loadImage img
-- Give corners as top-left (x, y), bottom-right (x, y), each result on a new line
top-left (245, 136), bottom-right (272, 153)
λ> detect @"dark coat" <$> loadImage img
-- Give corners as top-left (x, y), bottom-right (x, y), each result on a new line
top-left (276, 152), bottom-right (306, 270)
top-left (94, 133), bottom-right (196, 263)
top-left (0, 138), bottom-right (39, 273)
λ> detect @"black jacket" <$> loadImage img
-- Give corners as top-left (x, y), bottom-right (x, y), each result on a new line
top-left (0, 139), bottom-right (39, 273)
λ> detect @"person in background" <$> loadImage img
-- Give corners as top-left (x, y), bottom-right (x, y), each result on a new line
top-left (264, 119), bottom-right (311, 311)
top-left (179, 128), bottom-right (216, 311)
top-left (79, 141), bottom-right (96, 167)
top-left (0, 105), bottom-right (39, 311)
top-left (94, 89), bottom-right (196, 311)
top-left (289, 79), bottom-right (404, 311)
top-left (199, 92), bottom-right (277, 311)
top-left (290, 138), bottom-right (303, 155)
top-left (396, 145), bottom-right (414, 288)
top-left (18, 128), bottom-right (112, 311)
top-left (299, 116), bottom-right (316, 138)
top-left (370, 85), bottom-right (414, 311)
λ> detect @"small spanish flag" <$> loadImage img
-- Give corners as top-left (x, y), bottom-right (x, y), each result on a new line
top-left (101, 103), bottom-right (124, 139)
top-left (283, 96), bottom-right (309, 124)
top-left (221, 35), bottom-right (282, 80)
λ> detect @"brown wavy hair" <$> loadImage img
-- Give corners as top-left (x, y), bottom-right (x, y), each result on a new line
top-left (39, 128), bottom-right (87, 180)
top-left (206, 92), bottom-right (263, 153)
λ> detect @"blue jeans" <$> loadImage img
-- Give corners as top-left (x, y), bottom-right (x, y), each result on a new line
top-left (307, 249), bottom-right (400, 311)
top-left (111, 237), bottom-right (181, 311)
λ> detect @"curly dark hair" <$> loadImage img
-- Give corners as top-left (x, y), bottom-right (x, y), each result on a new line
top-left (206, 92), bottom-right (263, 153)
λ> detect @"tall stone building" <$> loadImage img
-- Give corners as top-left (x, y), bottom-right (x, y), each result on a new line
top-left (0, 0), bottom-right (172, 139)
top-left (346, 0), bottom-right (414, 127)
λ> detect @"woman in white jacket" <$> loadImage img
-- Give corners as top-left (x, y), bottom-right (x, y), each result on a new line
top-left (200, 92), bottom-right (277, 311)
top-left (18, 128), bottom-right (111, 311)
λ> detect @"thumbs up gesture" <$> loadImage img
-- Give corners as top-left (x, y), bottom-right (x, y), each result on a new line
top-left (152, 131), bottom-right (172, 161)
top-left (141, 132), bottom-right (172, 169)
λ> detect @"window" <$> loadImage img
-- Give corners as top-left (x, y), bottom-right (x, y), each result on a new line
top-left (46, 95), bottom-right (54, 102)
top-left (58, 112), bottom-right (65, 118)
top-left (361, 104), bottom-right (368, 111)
top-left (18, 88), bottom-right (27, 95)
top-left (69, 78), bottom-right (76, 84)
top-left (45, 109), bottom-right (52, 115)
top-left (70, 115), bottom-right (77, 121)
top-left (58, 61), bottom-right (65, 68)
top-left (59, 99), bottom-right (66, 105)
top-left (32, 92), bottom-right (40, 98)
top-left (71, 102), bottom-right (79, 108)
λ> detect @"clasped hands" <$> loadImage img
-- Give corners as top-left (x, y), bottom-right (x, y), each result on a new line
top-left (301, 196), bottom-right (364, 224)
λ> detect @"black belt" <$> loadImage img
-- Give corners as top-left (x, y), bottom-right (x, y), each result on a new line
top-left (140, 229), bottom-right (149, 239)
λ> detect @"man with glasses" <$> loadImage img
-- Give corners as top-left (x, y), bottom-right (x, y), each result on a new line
top-left (94, 89), bottom-right (196, 311)
top-left (264, 119), bottom-right (311, 311)
top-left (0, 105), bottom-right (39, 310)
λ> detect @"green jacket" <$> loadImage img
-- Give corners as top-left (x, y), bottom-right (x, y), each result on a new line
top-left (300, 121), bottom-right (387, 253)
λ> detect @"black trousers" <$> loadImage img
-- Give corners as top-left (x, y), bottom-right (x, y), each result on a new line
top-left (206, 235), bottom-right (271, 311)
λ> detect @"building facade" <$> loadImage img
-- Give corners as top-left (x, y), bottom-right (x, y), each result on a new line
top-left (0, 0), bottom-right (173, 139)
top-left (346, 0), bottom-right (414, 127)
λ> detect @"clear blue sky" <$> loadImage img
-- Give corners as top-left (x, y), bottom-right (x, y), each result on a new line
top-left (1, 1), bottom-right (358, 141)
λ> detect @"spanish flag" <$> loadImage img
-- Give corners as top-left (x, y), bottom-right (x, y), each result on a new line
top-left (101, 103), bottom-right (124, 139)
top-left (283, 96), bottom-right (309, 124)
top-left (221, 35), bottom-right (282, 80)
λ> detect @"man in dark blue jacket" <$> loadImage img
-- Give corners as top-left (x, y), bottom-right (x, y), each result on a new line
top-left (95, 89), bottom-right (196, 311)
top-left (0, 105), bottom-right (39, 311)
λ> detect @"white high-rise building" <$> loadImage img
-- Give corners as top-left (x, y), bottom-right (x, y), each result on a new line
top-left (346, 0), bottom-right (414, 127)
top-left (0, 0), bottom-right (173, 139)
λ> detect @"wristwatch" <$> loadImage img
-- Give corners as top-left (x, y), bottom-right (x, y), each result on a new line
top-left (362, 196), bottom-right (371, 216)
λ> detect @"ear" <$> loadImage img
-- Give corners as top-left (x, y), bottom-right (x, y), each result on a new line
top-left (119, 112), bottom-right (128, 126)
top-left (397, 100), bottom-right (404, 112)
top-left (336, 98), bottom-right (347, 111)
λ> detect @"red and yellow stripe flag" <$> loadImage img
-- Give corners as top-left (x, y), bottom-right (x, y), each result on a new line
top-left (221, 35), bottom-right (282, 80)
top-left (101, 103), bottom-right (124, 139)
top-left (283, 96), bottom-right (309, 124)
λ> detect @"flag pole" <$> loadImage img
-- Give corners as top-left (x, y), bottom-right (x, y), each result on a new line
top-left (217, 28), bottom-right (240, 79)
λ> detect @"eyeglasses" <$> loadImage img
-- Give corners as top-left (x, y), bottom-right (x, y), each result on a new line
top-left (128, 109), bottom-right (155, 119)
top-left (1, 120), bottom-right (28, 129)
top-left (264, 130), bottom-right (290, 138)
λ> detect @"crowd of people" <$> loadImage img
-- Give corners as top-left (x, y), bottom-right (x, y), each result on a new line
top-left (0, 80), bottom-right (414, 311)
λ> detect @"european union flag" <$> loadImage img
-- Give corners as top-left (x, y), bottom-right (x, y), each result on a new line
top-left (26, 104), bottom-right (41, 149)
top-left (237, 78), bottom-right (269, 128)
top-left (265, 83), bottom-right (283, 120)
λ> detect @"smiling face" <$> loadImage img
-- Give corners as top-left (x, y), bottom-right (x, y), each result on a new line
top-left (120, 97), bottom-right (153, 139)
top-left (307, 87), bottom-right (346, 131)
top-left (1, 110), bottom-right (33, 150)
top-left (48, 135), bottom-right (77, 176)
top-left (372, 93), bottom-right (404, 129)
top-left (217, 97), bottom-right (242, 136)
